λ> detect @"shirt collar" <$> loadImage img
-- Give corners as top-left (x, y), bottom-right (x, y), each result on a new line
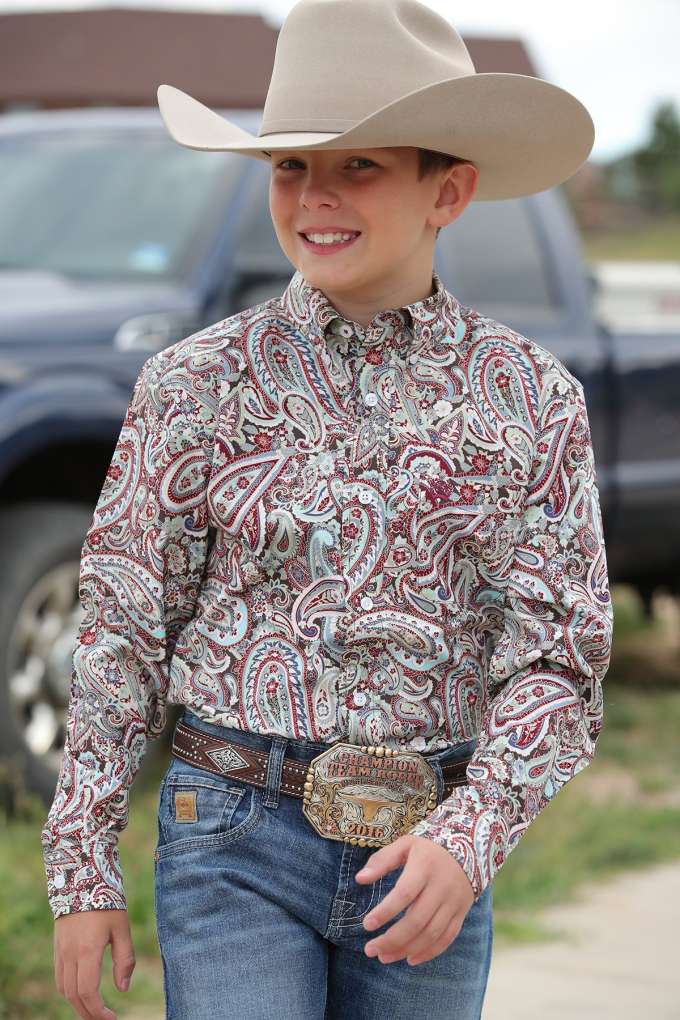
top-left (281, 268), bottom-right (461, 354)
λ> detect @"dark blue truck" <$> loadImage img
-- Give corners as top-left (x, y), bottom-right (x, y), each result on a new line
top-left (0, 106), bottom-right (677, 803)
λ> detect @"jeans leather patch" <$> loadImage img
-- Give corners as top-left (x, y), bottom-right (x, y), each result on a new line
top-left (174, 790), bottom-right (198, 822)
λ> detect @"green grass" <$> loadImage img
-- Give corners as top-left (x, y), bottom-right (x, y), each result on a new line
top-left (610, 584), bottom-right (653, 640)
top-left (581, 212), bottom-right (680, 261)
top-left (598, 686), bottom-right (680, 776)
top-left (0, 766), bottom-right (165, 1019)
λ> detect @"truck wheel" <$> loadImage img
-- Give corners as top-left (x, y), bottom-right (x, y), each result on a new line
top-left (0, 500), bottom-right (166, 809)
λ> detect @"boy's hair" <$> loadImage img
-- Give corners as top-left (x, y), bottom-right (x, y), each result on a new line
top-left (417, 147), bottom-right (471, 238)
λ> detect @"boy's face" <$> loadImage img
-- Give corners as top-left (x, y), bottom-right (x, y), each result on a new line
top-left (268, 145), bottom-right (476, 305)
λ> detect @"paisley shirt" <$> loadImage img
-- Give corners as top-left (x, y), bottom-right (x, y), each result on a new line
top-left (41, 268), bottom-right (613, 919)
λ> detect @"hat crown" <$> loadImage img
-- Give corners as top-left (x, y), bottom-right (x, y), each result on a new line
top-left (259, 0), bottom-right (476, 138)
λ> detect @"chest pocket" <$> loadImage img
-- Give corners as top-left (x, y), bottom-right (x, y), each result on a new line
top-left (401, 443), bottom-right (523, 595)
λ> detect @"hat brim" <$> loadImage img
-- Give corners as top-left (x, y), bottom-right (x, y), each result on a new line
top-left (157, 73), bottom-right (594, 201)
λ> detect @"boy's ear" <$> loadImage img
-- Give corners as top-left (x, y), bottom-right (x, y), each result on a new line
top-left (433, 163), bottom-right (477, 231)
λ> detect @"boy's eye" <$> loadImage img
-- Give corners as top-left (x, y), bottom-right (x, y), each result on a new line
top-left (275, 157), bottom-right (376, 170)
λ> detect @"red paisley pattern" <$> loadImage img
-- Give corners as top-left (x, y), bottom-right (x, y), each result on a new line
top-left (41, 270), bottom-right (612, 917)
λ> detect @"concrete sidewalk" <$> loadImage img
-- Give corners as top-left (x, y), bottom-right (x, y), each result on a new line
top-left (482, 859), bottom-right (680, 1019)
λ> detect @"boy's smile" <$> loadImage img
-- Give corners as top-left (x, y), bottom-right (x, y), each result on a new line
top-left (298, 229), bottom-right (363, 255)
top-left (269, 145), bottom-right (477, 328)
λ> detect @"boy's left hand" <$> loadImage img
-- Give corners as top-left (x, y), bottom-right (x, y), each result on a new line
top-left (355, 833), bottom-right (475, 966)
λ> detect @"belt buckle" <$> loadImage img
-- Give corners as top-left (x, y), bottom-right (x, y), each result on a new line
top-left (301, 741), bottom-right (438, 847)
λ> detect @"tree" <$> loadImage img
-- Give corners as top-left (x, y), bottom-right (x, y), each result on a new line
top-left (632, 101), bottom-right (680, 211)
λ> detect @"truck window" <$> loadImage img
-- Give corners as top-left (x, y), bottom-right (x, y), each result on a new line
top-left (435, 197), bottom-right (563, 327)
top-left (0, 130), bottom-right (240, 281)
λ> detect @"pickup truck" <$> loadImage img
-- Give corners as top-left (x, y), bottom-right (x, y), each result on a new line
top-left (1, 106), bottom-right (678, 804)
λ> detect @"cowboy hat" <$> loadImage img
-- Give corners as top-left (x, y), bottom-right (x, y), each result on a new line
top-left (156, 0), bottom-right (595, 201)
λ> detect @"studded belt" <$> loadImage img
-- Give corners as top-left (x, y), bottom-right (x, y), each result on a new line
top-left (171, 718), bottom-right (473, 849)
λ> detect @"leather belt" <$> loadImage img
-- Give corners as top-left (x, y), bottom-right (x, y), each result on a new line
top-left (171, 718), bottom-right (473, 848)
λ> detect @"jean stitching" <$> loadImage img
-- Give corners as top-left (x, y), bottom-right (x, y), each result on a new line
top-left (336, 872), bottom-right (381, 928)
top-left (159, 939), bottom-right (173, 1020)
top-left (336, 860), bottom-right (384, 927)
top-left (343, 844), bottom-right (354, 901)
top-left (328, 843), bottom-right (355, 932)
top-left (263, 737), bottom-right (286, 807)
top-left (159, 780), bottom-right (246, 844)
top-left (156, 788), bottom-right (262, 858)
top-left (167, 774), bottom-right (248, 793)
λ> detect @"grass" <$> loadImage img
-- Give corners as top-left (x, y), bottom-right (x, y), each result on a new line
top-left (0, 766), bottom-right (165, 1020)
top-left (1, 584), bottom-right (678, 1016)
top-left (581, 211), bottom-right (680, 261)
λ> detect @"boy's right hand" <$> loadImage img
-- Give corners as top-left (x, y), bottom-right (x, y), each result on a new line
top-left (54, 908), bottom-right (135, 1020)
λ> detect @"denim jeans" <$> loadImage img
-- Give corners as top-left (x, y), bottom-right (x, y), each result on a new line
top-left (154, 708), bottom-right (493, 1020)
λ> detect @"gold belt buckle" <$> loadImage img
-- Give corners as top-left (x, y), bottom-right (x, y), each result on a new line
top-left (301, 741), bottom-right (438, 848)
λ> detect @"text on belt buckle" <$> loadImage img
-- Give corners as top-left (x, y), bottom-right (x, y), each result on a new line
top-left (301, 741), bottom-right (438, 847)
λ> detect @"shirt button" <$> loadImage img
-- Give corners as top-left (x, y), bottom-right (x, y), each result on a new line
top-left (359, 490), bottom-right (372, 504)
top-left (354, 692), bottom-right (367, 706)
top-left (360, 595), bottom-right (374, 610)
top-left (364, 392), bottom-right (378, 406)
top-left (53, 873), bottom-right (66, 889)
top-left (409, 353), bottom-right (418, 364)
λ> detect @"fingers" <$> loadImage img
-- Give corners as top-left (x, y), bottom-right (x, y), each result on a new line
top-left (77, 944), bottom-right (117, 1019)
top-left (54, 910), bottom-right (131, 1019)
top-left (372, 904), bottom-right (462, 967)
top-left (407, 913), bottom-right (462, 966)
top-left (63, 956), bottom-right (112, 1020)
top-left (364, 879), bottom-right (441, 959)
top-left (54, 928), bottom-right (65, 997)
top-left (110, 917), bottom-right (136, 993)
top-left (386, 900), bottom-right (455, 963)
top-left (62, 958), bottom-right (87, 1018)
top-left (363, 868), bottom-right (426, 933)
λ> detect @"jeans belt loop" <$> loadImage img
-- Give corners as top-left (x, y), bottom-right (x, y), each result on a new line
top-left (263, 736), bottom-right (288, 808)
top-left (430, 758), bottom-right (445, 803)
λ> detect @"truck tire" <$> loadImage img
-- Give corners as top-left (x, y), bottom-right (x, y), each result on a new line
top-left (0, 500), bottom-right (166, 810)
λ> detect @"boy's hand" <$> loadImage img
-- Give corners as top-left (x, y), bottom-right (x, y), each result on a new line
top-left (355, 834), bottom-right (475, 966)
top-left (54, 908), bottom-right (135, 1019)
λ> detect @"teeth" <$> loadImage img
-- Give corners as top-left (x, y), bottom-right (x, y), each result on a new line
top-left (304, 232), bottom-right (358, 244)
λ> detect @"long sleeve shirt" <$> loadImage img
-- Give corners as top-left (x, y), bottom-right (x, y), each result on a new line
top-left (41, 268), bottom-right (613, 918)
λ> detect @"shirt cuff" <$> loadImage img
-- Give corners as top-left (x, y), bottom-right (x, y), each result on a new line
top-left (42, 837), bottom-right (127, 919)
top-left (408, 786), bottom-right (508, 901)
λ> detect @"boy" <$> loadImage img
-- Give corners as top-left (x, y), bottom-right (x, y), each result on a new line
top-left (42, 2), bottom-right (613, 1017)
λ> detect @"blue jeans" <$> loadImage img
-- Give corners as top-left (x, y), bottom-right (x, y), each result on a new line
top-left (154, 708), bottom-right (493, 1020)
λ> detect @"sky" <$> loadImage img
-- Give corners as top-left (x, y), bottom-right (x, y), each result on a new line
top-left (2, 0), bottom-right (678, 162)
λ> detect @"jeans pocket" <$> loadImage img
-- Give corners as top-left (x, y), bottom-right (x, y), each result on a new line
top-left (155, 758), bottom-right (263, 858)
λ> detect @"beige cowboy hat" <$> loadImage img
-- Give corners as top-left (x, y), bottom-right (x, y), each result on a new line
top-left (156, 0), bottom-right (595, 201)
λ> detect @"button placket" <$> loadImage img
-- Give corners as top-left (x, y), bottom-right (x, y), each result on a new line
top-left (329, 317), bottom-right (421, 741)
